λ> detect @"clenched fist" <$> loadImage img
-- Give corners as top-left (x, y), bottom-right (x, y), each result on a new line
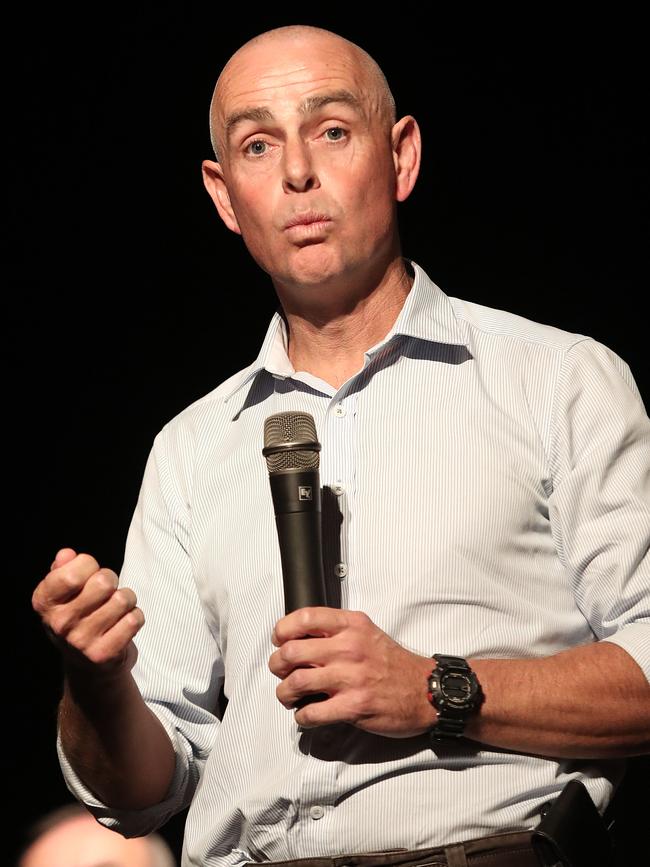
top-left (32, 548), bottom-right (144, 677)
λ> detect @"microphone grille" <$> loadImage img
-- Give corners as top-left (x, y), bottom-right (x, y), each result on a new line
top-left (263, 411), bottom-right (320, 473)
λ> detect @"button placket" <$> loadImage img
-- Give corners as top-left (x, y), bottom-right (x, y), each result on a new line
top-left (322, 392), bottom-right (357, 603)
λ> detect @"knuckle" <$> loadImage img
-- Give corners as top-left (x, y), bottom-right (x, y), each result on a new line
top-left (126, 608), bottom-right (144, 629)
top-left (31, 586), bottom-right (46, 614)
top-left (296, 608), bottom-right (315, 631)
top-left (343, 642), bottom-right (364, 664)
top-left (296, 704), bottom-right (317, 726)
top-left (85, 644), bottom-right (111, 666)
top-left (268, 650), bottom-right (279, 675)
top-left (280, 641), bottom-right (299, 664)
top-left (289, 668), bottom-right (310, 691)
top-left (60, 569), bottom-right (85, 593)
top-left (65, 626), bottom-right (89, 652)
top-left (76, 552), bottom-right (100, 573)
top-left (93, 570), bottom-right (118, 593)
top-left (351, 689), bottom-right (371, 717)
top-left (113, 588), bottom-right (136, 611)
top-left (48, 609), bottom-right (74, 637)
top-left (348, 610), bottom-right (370, 629)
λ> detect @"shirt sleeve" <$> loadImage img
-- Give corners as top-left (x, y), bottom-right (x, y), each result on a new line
top-left (57, 421), bottom-right (224, 836)
top-left (548, 338), bottom-right (650, 681)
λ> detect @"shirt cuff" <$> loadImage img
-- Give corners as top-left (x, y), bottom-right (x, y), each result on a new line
top-left (602, 623), bottom-right (650, 684)
top-left (56, 702), bottom-right (195, 837)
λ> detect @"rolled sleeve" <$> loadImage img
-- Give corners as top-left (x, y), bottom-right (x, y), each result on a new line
top-left (548, 338), bottom-right (650, 682)
top-left (57, 422), bottom-right (224, 835)
top-left (56, 705), bottom-right (193, 835)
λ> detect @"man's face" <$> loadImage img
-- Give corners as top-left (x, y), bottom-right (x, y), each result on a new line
top-left (206, 36), bottom-right (401, 296)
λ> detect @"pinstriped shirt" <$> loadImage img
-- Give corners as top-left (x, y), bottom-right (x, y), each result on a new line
top-left (58, 259), bottom-right (650, 867)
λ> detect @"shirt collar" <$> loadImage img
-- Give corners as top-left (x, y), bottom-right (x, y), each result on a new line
top-left (223, 259), bottom-right (467, 403)
top-left (372, 258), bottom-right (468, 350)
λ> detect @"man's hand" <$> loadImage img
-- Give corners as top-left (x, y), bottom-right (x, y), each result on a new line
top-left (269, 607), bottom-right (436, 737)
top-left (32, 548), bottom-right (143, 678)
top-left (32, 548), bottom-right (175, 809)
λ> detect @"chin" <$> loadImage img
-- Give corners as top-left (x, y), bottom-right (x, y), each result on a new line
top-left (283, 246), bottom-right (355, 288)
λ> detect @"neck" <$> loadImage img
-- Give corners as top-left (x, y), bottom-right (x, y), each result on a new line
top-left (279, 257), bottom-right (414, 390)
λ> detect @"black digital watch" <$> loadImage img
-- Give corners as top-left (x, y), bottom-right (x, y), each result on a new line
top-left (427, 654), bottom-right (483, 740)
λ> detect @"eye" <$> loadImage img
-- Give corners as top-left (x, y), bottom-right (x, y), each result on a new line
top-left (324, 127), bottom-right (347, 142)
top-left (244, 139), bottom-right (268, 156)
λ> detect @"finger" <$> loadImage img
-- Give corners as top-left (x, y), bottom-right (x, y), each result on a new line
top-left (43, 572), bottom-right (123, 638)
top-left (67, 588), bottom-right (138, 646)
top-left (276, 665), bottom-right (334, 709)
top-left (83, 610), bottom-right (145, 667)
top-left (269, 636), bottom-right (334, 678)
top-left (38, 553), bottom-right (102, 607)
top-left (293, 692), bottom-right (352, 729)
top-left (273, 606), bottom-right (352, 646)
top-left (50, 548), bottom-right (78, 571)
top-left (68, 570), bottom-right (120, 619)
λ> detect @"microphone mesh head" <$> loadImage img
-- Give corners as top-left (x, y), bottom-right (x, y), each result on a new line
top-left (263, 411), bottom-right (320, 473)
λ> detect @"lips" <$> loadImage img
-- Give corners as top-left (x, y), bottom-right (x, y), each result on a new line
top-left (283, 213), bottom-right (331, 230)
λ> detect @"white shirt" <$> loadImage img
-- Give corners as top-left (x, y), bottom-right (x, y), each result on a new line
top-left (58, 260), bottom-right (650, 867)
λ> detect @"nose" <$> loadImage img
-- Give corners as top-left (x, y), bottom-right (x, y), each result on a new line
top-left (282, 139), bottom-right (319, 194)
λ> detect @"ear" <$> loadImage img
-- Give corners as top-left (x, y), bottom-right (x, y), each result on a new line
top-left (201, 160), bottom-right (242, 235)
top-left (391, 116), bottom-right (422, 203)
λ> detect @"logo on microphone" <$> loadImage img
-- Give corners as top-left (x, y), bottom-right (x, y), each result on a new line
top-left (298, 486), bottom-right (313, 501)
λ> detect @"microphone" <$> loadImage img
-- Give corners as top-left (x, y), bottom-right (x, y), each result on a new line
top-left (262, 411), bottom-right (327, 613)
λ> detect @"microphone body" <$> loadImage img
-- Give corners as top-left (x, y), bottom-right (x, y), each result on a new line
top-left (268, 469), bottom-right (326, 612)
top-left (263, 411), bottom-right (327, 613)
top-left (263, 411), bottom-right (329, 708)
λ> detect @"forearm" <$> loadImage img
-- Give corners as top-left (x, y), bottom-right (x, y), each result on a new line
top-left (465, 641), bottom-right (650, 758)
top-left (59, 667), bottom-right (176, 809)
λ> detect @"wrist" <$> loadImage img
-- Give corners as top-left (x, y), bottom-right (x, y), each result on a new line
top-left (63, 662), bottom-right (138, 715)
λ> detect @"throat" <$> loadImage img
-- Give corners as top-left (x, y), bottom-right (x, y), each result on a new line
top-left (291, 351), bottom-right (366, 391)
top-left (282, 257), bottom-right (414, 389)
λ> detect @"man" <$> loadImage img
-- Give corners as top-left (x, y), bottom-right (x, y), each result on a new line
top-left (33, 24), bottom-right (650, 867)
top-left (18, 804), bottom-right (176, 867)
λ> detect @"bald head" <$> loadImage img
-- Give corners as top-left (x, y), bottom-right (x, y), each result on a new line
top-left (209, 25), bottom-right (396, 162)
top-left (19, 806), bottom-right (176, 867)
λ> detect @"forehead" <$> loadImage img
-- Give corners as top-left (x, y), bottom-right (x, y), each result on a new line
top-left (215, 37), bottom-right (374, 123)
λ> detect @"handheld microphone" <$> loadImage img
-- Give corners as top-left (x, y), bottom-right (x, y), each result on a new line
top-left (262, 411), bottom-right (327, 613)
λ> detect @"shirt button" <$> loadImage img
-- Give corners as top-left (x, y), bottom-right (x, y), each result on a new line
top-left (332, 483), bottom-right (344, 496)
top-left (309, 805), bottom-right (325, 820)
top-left (334, 403), bottom-right (346, 417)
top-left (335, 563), bottom-right (348, 578)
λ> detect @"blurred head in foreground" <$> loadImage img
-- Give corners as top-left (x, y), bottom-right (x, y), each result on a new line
top-left (19, 804), bottom-right (176, 867)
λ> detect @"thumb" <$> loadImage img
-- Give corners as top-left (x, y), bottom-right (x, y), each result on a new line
top-left (50, 547), bottom-right (78, 571)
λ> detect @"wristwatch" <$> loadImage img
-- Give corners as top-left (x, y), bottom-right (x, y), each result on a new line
top-left (427, 654), bottom-right (483, 740)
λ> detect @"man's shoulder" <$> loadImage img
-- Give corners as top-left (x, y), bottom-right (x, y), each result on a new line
top-left (445, 293), bottom-right (642, 405)
top-left (157, 360), bottom-right (259, 446)
top-left (448, 294), bottom-right (589, 354)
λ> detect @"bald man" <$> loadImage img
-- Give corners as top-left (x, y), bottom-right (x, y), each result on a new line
top-left (19, 805), bottom-right (175, 867)
top-left (33, 24), bottom-right (650, 867)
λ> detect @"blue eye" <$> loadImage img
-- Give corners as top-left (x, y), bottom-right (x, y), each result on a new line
top-left (325, 128), bottom-right (346, 141)
top-left (246, 140), bottom-right (267, 155)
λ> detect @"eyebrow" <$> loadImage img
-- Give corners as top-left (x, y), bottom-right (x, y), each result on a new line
top-left (224, 89), bottom-right (365, 142)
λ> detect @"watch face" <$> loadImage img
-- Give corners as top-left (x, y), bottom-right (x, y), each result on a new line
top-left (440, 670), bottom-right (476, 706)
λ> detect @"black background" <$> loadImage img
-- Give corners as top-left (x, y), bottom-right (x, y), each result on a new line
top-left (8, 6), bottom-right (648, 864)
